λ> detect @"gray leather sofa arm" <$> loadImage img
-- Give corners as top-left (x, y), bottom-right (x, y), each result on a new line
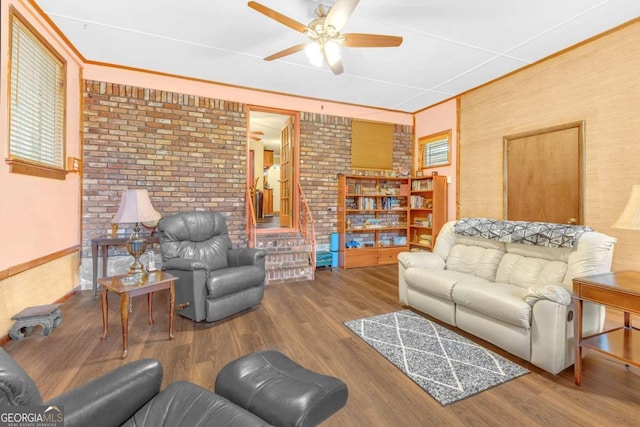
top-left (228, 248), bottom-right (267, 268)
top-left (46, 359), bottom-right (162, 427)
top-left (163, 258), bottom-right (210, 272)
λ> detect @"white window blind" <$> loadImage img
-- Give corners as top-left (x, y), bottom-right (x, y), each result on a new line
top-left (419, 130), bottom-right (451, 169)
top-left (422, 137), bottom-right (449, 167)
top-left (9, 16), bottom-right (65, 170)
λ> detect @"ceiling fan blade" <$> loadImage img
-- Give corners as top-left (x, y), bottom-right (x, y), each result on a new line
top-left (248, 1), bottom-right (308, 34)
top-left (324, 0), bottom-right (360, 32)
top-left (264, 43), bottom-right (307, 61)
top-left (250, 131), bottom-right (264, 136)
top-left (327, 59), bottom-right (344, 75)
top-left (323, 51), bottom-right (344, 75)
top-left (250, 136), bottom-right (262, 141)
top-left (343, 33), bottom-right (403, 48)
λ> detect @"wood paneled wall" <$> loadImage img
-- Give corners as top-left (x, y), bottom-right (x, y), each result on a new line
top-left (459, 20), bottom-right (640, 270)
top-left (0, 252), bottom-right (79, 336)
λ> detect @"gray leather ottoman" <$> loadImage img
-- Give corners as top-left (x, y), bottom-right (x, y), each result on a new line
top-left (215, 350), bottom-right (349, 427)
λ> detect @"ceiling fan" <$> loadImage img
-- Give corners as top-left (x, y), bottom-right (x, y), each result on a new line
top-left (248, 0), bottom-right (403, 75)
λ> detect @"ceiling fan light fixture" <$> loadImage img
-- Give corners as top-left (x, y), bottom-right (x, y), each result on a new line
top-left (305, 42), bottom-right (324, 67)
top-left (249, 0), bottom-right (401, 74)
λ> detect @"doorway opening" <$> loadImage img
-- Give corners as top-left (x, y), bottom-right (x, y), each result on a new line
top-left (248, 107), bottom-right (299, 231)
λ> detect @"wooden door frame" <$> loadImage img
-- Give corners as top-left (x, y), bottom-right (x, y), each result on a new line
top-left (503, 121), bottom-right (585, 223)
top-left (246, 105), bottom-right (300, 232)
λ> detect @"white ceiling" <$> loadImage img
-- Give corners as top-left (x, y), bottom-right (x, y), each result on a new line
top-left (37, 0), bottom-right (639, 113)
top-left (250, 110), bottom-right (291, 153)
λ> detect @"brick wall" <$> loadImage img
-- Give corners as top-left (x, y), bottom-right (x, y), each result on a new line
top-left (83, 81), bottom-right (247, 257)
top-left (82, 81), bottom-right (413, 257)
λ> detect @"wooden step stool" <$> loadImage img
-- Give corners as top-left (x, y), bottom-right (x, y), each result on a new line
top-left (10, 304), bottom-right (63, 341)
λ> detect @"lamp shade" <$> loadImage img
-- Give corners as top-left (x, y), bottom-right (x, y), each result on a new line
top-left (113, 189), bottom-right (161, 224)
top-left (612, 185), bottom-right (640, 230)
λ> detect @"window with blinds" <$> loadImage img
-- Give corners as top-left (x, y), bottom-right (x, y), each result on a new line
top-left (8, 12), bottom-right (66, 179)
top-left (418, 130), bottom-right (451, 170)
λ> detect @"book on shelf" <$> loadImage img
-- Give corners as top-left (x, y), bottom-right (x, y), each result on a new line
top-left (357, 197), bottom-right (376, 210)
top-left (411, 229), bottom-right (432, 245)
top-left (410, 195), bottom-right (433, 209)
top-left (364, 219), bottom-right (383, 229)
top-left (393, 236), bottom-right (407, 246)
top-left (382, 196), bottom-right (404, 210)
top-left (411, 179), bottom-right (433, 191)
top-left (347, 183), bottom-right (368, 194)
top-left (413, 213), bottom-right (433, 227)
top-left (418, 234), bottom-right (432, 246)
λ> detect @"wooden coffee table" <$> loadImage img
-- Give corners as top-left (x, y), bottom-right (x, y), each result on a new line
top-left (573, 271), bottom-right (640, 385)
top-left (99, 271), bottom-right (176, 359)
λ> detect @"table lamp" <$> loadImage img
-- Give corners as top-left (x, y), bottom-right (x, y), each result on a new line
top-left (612, 185), bottom-right (640, 230)
top-left (113, 189), bottom-right (161, 276)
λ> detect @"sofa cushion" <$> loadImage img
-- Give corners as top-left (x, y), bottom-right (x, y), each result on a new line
top-left (404, 268), bottom-right (490, 301)
top-left (506, 242), bottom-right (571, 262)
top-left (456, 235), bottom-right (506, 251)
top-left (495, 254), bottom-right (567, 289)
top-left (452, 282), bottom-right (531, 329)
top-left (445, 244), bottom-right (504, 281)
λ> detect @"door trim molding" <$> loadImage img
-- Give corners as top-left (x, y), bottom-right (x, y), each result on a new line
top-left (246, 105), bottom-right (300, 231)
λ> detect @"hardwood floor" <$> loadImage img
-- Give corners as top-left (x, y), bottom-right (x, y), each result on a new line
top-left (3, 265), bottom-right (640, 426)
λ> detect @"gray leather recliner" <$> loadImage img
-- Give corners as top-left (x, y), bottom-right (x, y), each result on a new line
top-left (158, 211), bottom-right (266, 322)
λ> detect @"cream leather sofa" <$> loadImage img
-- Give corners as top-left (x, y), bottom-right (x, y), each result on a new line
top-left (398, 219), bottom-right (617, 374)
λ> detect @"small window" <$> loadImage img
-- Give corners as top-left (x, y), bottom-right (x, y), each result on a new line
top-left (418, 130), bottom-right (451, 170)
top-left (7, 10), bottom-right (66, 180)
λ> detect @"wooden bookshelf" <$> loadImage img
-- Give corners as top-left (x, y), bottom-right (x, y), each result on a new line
top-left (408, 175), bottom-right (447, 251)
top-left (338, 175), bottom-right (409, 268)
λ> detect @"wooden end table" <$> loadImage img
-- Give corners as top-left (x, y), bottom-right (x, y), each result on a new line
top-left (91, 235), bottom-right (160, 298)
top-left (573, 271), bottom-right (640, 385)
top-left (99, 271), bottom-right (176, 359)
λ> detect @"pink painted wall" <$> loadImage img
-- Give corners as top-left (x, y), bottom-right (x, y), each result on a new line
top-left (413, 99), bottom-right (458, 221)
top-left (0, 0), bottom-right (83, 271)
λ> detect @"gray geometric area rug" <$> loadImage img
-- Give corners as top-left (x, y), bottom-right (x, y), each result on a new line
top-left (344, 310), bottom-right (529, 406)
